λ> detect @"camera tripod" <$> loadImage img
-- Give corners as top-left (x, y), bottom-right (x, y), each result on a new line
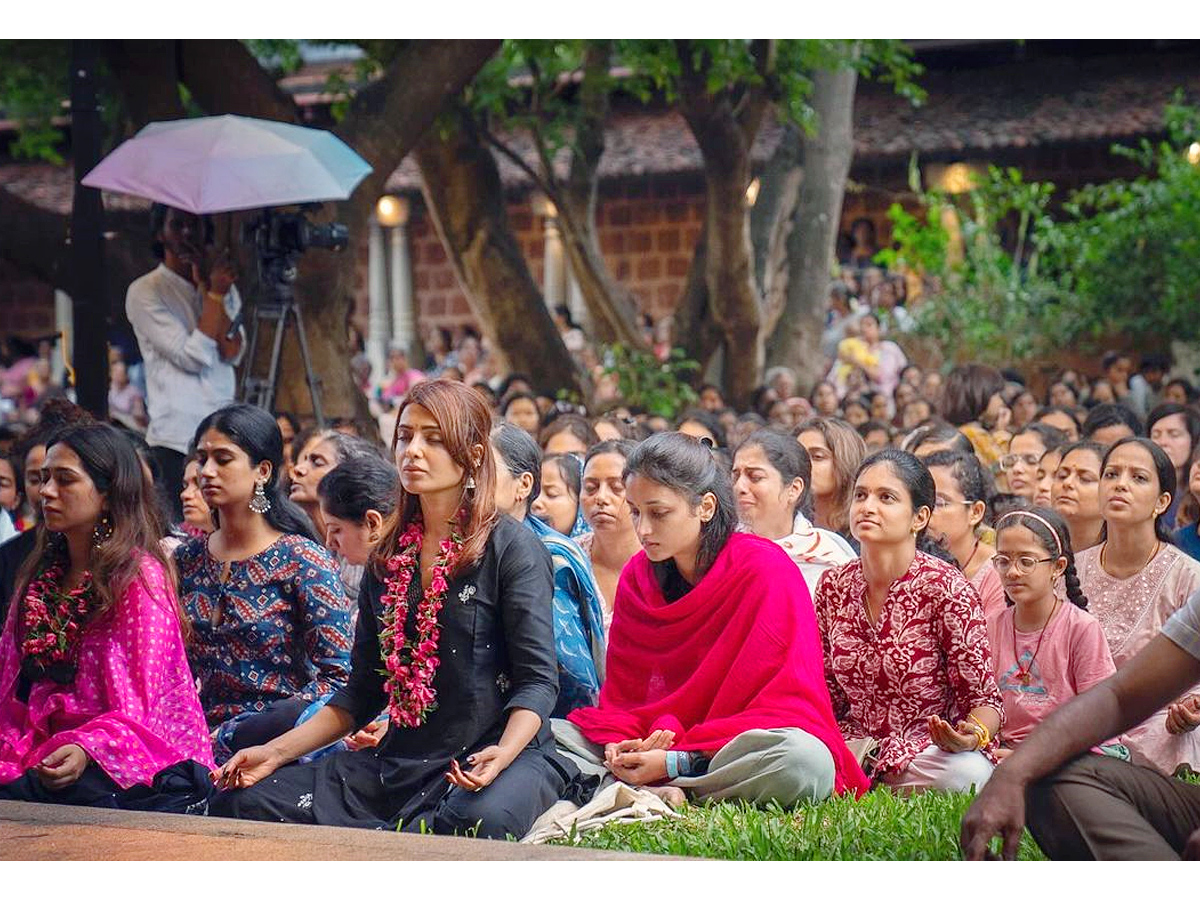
top-left (239, 297), bottom-right (326, 428)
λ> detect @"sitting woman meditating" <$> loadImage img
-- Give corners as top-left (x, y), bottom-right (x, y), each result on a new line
top-left (731, 428), bottom-right (855, 597)
top-left (316, 456), bottom-right (400, 752)
top-left (176, 404), bottom-right (352, 763)
top-left (530, 452), bottom-right (590, 541)
top-left (985, 506), bottom-right (1116, 757)
top-left (208, 380), bottom-right (578, 840)
top-left (288, 429), bottom-right (383, 603)
top-left (491, 424), bottom-right (607, 717)
top-left (814, 448), bottom-right (1004, 793)
top-left (561, 432), bottom-right (869, 807)
top-left (576, 440), bottom-right (643, 631)
top-left (0, 423), bottom-right (214, 811)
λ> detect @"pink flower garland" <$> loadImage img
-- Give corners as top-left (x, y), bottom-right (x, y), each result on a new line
top-left (20, 563), bottom-right (95, 683)
top-left (378, 522), bottom-right (464, 728)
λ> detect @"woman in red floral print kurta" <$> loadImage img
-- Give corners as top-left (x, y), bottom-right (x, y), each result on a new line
top-left (814, 448), bottom-right (1003, 792)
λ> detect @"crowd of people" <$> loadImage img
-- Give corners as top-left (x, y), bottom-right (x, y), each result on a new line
top-left (4, 204), bottom-right (1200, 859)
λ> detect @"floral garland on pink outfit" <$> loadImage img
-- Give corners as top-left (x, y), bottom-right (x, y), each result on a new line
top-left (20, 563), bottom-right (96, 684)
top-left (379, 520), bottom-right (464, 728)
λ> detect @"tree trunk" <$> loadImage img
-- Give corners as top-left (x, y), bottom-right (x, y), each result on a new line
top-left (676, 40), bottom-right (775, 409)
top-left (751, 124), bottom-right (805, 337)
top-left (765, 65), bottom-right (858, 389)
top-left (672, 229), bottom-right (722, 374)
top-left (104, 40), bottom-right (186, 133)
top-left (173, 39), bottom-right (498, 423)
top-left (0, 189), bottom-right (155, 325)
top-left (551, 42), bottom-right (647, 350)
top-left (415, 108), bottom-right (583, 399)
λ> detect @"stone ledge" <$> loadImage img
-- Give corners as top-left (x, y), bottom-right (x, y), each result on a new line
top-left (0, 800), bottom-right (663, 861)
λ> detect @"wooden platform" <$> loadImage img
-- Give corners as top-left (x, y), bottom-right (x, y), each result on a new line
top-left (0, 800), bottom-right (660, 861)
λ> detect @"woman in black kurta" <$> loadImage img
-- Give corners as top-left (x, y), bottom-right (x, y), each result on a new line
top-left (208, 381), bottom-right (576, 839)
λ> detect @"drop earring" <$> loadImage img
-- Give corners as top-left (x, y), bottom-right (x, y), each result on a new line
top-left (92, 513), bottom-right (113, 547)
top-left (465, 475), bottom-right (477, 491)
top-left (249, 480), bottom-right (272, 514)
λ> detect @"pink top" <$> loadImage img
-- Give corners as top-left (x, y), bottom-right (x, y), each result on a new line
top-left (380, 368), bottom-right (425, 403)
top-left (968, 563), bottom-right (1007, 619)
top-left (814, 551), bottom-right (1003, 776)
top-left (0, 555), bottom-right (215, 789)
top-left (987, 602), bottom-right (1116, 748)
top-left (1077, 543), bottom-right (1200, 774)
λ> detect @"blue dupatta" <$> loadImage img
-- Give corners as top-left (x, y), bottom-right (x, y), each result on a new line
top-left (525, 514), bottom-right (607, 716)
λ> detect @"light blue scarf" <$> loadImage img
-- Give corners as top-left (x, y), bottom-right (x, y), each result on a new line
top-left (525, 514), bottom-right (607, 716)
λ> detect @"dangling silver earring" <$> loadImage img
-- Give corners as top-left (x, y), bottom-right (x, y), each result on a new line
top-left (249, 481), bottom-right (272, 514)
top-left (92, 513), bottom-right (113, 547)
top-left (465, 475), bottom-right (477, 491)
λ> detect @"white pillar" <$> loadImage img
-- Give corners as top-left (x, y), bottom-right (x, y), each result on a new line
top-left (389, 222), bottom-right (415, 358)
top-left (367, 220), bottom-right (389, 390)
top-left (566, 264), bottom-right (591, 335)
top-left (54, 289), bottom-right (73, 387)
top-left (542, 215), bottom-right (566, 311)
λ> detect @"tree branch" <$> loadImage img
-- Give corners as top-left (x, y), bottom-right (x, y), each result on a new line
top-left (337, 39), bottom-right (500, 177)
top-left (479, 127), bottom-right (559, 205)
top-left (103, 40), bottom-right (185, 131)
top-left (178, 40), bottom-right (300, 122)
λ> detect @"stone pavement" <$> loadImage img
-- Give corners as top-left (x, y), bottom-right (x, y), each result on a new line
top-left (0, 800), bottom-right (662, 861)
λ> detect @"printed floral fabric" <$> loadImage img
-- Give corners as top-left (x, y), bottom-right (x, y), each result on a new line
top-left (176, 534), bottom-right (353, 730)
top-left (0, 555), bottom-right (214, 789)
top-left (814, 551), bottom-right (1004, 777)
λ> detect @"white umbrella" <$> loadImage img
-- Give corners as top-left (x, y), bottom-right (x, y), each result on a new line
top-left (81, 114), bottom-right (372, 214)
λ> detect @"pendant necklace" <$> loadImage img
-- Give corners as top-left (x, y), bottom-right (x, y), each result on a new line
top-left (959, 537), bottom-right (982, 575)
top-left (1013, 598), bottom-right (1060, 686)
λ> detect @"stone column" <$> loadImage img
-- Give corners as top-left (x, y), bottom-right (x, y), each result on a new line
top-left (388, 203), bottom-right (416, 359)
top-left (542, 216), bottom-right (566, 311)
top-left (54, 289), bottom-right (72, 388)
top-left (366, 219), bottom-right (389, 389)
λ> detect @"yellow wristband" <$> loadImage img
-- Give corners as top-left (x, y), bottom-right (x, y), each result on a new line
top-left (205, 290), bottom-right (225, 302)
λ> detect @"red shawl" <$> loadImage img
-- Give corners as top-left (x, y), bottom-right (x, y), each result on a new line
top-left (569, 533), bottom-right (868, 796)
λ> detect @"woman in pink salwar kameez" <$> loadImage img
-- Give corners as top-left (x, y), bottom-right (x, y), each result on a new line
top-left (0, 423), bottom-right (213, 812)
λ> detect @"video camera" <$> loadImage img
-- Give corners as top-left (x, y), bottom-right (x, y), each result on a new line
top-left (241, 204), bottom-right (349, 305)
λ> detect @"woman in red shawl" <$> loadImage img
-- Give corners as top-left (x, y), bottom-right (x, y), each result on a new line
top-left (563, 432), bottom-right (868, 806)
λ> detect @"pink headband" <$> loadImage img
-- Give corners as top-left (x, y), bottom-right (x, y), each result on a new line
top-left (996, 510), bottom-right (1063, 558)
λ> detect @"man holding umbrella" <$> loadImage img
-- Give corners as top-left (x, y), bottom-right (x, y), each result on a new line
top-left (126, 204), bottom-right (245, 518)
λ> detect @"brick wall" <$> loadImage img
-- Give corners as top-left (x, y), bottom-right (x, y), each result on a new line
top-left (0, 257), bottom-right (55, 338)
top-left (353, 173), bottom-right (708, 339)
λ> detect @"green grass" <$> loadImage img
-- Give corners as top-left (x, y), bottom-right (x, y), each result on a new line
top-left (550, 788), bottom-right (1048, 860)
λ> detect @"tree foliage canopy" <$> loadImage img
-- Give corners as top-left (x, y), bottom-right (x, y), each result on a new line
top-left (884, 97), bottom-right (1200, 366)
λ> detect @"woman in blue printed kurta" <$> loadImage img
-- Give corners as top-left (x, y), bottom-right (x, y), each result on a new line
top-left (177, 405), bottom-right (352, 762)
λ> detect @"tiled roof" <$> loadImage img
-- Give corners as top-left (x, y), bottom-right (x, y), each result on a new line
top-left (0, 161), bottom-right (150, 213)
top-left (384, 51), bottom-right (1200, 191)
top-left (851, 53), bottom-right (1200, 159)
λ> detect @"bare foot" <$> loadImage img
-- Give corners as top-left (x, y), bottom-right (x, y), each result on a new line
top-left (643, 785), bottom-right (687, 808)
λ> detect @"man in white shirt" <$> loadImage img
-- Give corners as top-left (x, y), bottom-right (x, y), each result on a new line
top-left (126, 205), bottom-right (245, 520)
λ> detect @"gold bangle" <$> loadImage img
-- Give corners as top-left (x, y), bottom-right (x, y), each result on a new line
top-left (967, 713), bottom-right (991, 747)
top-left (205, 290), bottom-right (224, 302)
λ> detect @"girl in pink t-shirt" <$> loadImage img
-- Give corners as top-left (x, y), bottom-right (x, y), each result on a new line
top-left (986, 507), bottom-right (1117, 756)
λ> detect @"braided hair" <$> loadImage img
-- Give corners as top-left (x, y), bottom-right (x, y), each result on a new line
top-left (995, 504), bottom-right (1088, 610)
